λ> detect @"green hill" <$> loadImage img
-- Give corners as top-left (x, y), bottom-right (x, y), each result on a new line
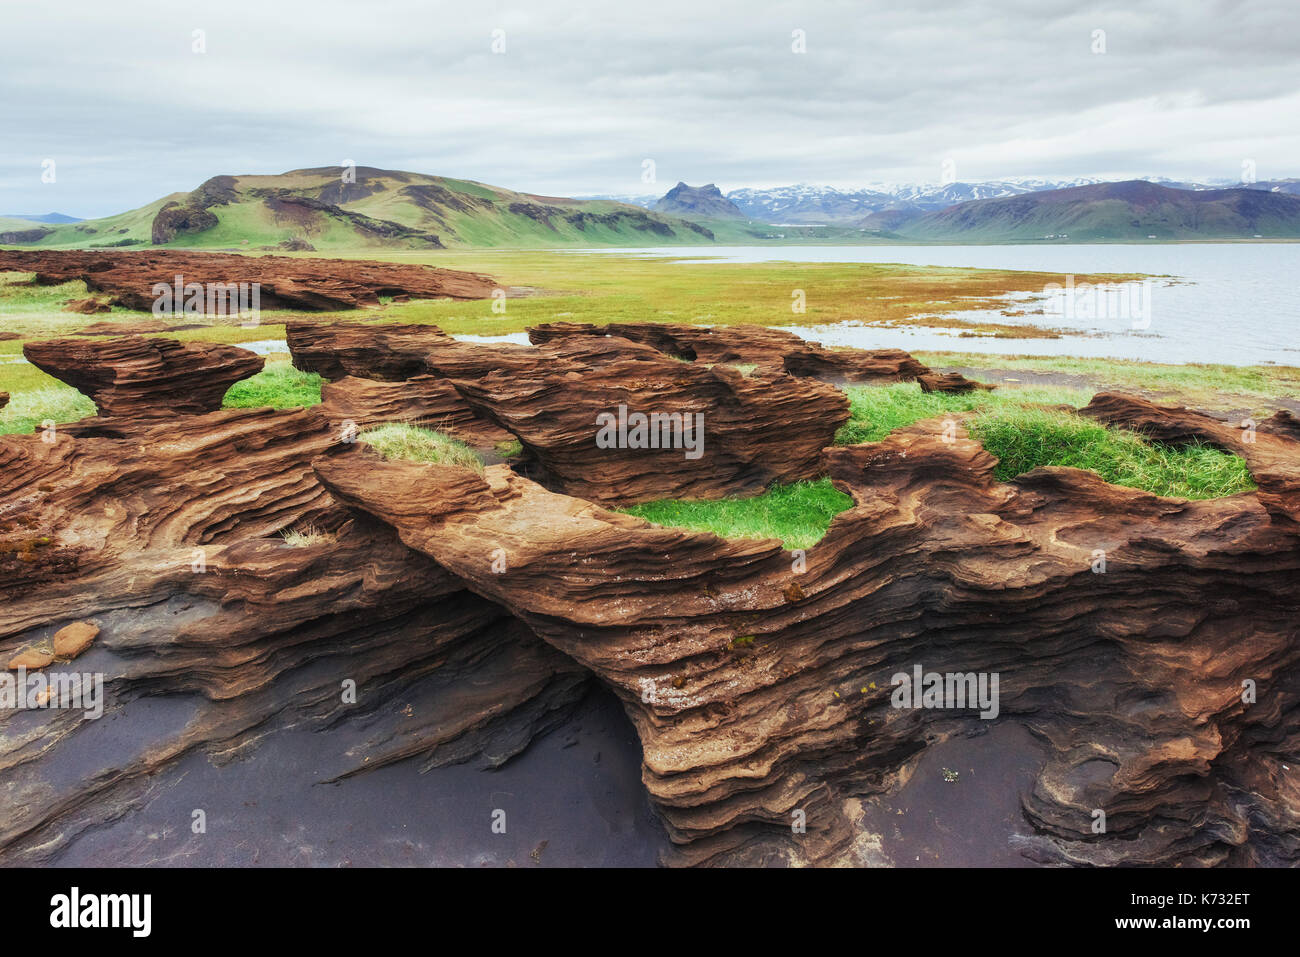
top-left (3, 167), bottom-right (740, 251)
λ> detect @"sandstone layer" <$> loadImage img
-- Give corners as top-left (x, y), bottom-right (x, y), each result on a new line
top-left (0, 249), bottom-right (496, 312)
top-left (24, 336), bottom-right (265, 417)
top-left (314, 407), bottom-right (1300, 867)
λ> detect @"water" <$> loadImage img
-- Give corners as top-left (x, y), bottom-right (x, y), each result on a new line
top-left (572, 244), bottom-right (1300, 366)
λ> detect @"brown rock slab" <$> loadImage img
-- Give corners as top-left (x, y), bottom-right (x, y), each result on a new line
top-left (8, 647), bottom-right (53, 670)
top-left (448, 353), bottom-right (849, 505)
top-left (63, 297), bottom-right (112, 315)
top-left (528, 320), bottom-right (990, 389)
top-left (52, 621), bottom-right (99, 659)
top-left (319, 375), bottom-right (513, 446)
top-left (0, 249), bottom-right (497, 312)
top-left (287, 321), bottom-right (456, 381)
top-left (23, 335), bottom-right (264, 417)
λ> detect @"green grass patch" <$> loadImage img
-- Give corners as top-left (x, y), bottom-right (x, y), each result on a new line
top-left (836, 382), bottom-right (1254, 499)
top-left (620, 478), bottom-right (853, 550)
top-left (835, 380), bottom-right (1089, 444)
top-left (969, 406), bottom-right (1256, 499)
top-left (0, 386), bottom-right (96, 434)
top-left (360, 423), bottom-right (484, 472)
top-left (221, 360), bottom-right (322, 409)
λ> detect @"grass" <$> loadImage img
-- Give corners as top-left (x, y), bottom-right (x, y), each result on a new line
top-left (834, 381), bottom-right (1089, 445)
top-left (620, 478), bottom-right (853, 550)
top-left (969, 406), bottom-right (1256, 499)
top-left (913, 349), bottom-right (1300, 415)
top-left (360, 423), bottom-right (484, 472)
top-left (0, 386), bottom-right (96, 434)
top-left (221, 360), bottom-right (323, 409)
top-left (279, 523), bottom-right (336, 547)
top-left (836, 381), bottom-right (1254, 500)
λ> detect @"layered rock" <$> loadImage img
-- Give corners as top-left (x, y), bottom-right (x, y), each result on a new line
top-left (23, 336), bottom-right (264, 417)
top-left (448, 353), bottom-right (849, 505)
top-left (0, 347), bottom-right (589, 864)
top-left (1081, 392), bottom-right (1300, 520)
top-left (0, 249), bottom-right (496, 312)
top-left (314, 405), bottom-right (1300, 867)
top-left (319, 375), bottom-right (513, 446)
top-left (287, 321), bottom-right (457, 380)
top-left (527, 320), bottom-right (988, 390)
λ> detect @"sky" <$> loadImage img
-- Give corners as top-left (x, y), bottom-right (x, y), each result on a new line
top-left (2, 0), bottom-right (1298, 217)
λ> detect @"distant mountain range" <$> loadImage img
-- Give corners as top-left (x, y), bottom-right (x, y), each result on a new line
top-left (1, 212), bottom-right (83, 224)
top-left (888, 180), bottom-right (1300, 241)
top-left (5, 170), bottom-right (1300, 250)
top-left (591, 177), bottom-right (1300, 226)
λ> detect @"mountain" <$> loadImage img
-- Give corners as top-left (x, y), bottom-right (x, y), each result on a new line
top-left (653, 182), bottom-right (746, 220)
top-left (0, 167), bottom-right (723, 250)
top-left (1, 212), bottom-right (83, 224)
top-left (889, 180), bottom-right (1300, 241)
top-left (723, 179), bottom-right (1111, 224)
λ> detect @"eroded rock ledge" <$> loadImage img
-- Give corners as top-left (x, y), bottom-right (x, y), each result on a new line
top-left (314, 403), bottom-right (1300, 866)
top-left (3, 323), bottom-right (1297, 868)
top-left (528, 320), bottom-right (991, 392)
top-left (24, 336), bottom-right (265, 417)
top-left (0, 249), bottom-right (497, 312)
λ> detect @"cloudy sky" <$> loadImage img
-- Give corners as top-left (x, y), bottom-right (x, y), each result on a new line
top-left (2, 0), bottom-right (1298, 217)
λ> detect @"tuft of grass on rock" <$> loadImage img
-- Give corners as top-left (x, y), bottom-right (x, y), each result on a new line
top-left (620, 478), bottom-right (853, 550)
top-left (279, 523), bottom-right (337, 547)
top-left (969, 406), bottom-right (1256, 500)
top-left (221, 360), bottom-right (323, 409)
top-left (0, 386), bottom-right (96, 435)
top-left (360, 423), bottom-right (485, 472)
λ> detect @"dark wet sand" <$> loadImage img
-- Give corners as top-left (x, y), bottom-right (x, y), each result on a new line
top-left (50, 688), bottom-right (670, 867)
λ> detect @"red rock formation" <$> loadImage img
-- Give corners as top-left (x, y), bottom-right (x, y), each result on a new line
top-left (319, 375), bottom-right (513, 446)
top-left (0, 399), bottom-right (587, 863)
top-left (528, 320), bottom-right (988, 391)
top-left (23, 336), bottom-right (264, 417)
top-left (1081, 392), bottom-right (1299, 520)
top-left (449, 355), bottom-right (850, 505)
top-left (0, 249), bottom-right (496, 312)
top-left (62, 297), bottom-right (112, 315)
top-left (314, 404), bottom-right (1300, 867)
top-left (287, 321), bottom-right (456, 380)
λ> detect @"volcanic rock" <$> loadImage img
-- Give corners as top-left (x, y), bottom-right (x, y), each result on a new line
top-left (63, 297), bottom-right (112, 315)
top-left (528, 320), bottom-right (988, 390)
top-left (314, 400), bottom-right (1300, 867)
top-left (0, 249), bottom-right (496, 312)
top-left (23, 336), bottom-right (265, 417)
top-left (447, 354), bottom-right (850, 505)
top-left (287, 321), bottom-right (456, 380)
top-left (0, 396), bottom-right (589, 863)
top-left (319, 375), bottom-right (513, 446)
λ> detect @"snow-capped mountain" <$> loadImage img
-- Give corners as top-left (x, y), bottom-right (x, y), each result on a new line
top-left (579, 176), bottom-right (1300, 225)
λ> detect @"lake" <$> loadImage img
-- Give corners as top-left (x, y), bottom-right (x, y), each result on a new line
top-left (574, 244), bottom-right (1300, 366)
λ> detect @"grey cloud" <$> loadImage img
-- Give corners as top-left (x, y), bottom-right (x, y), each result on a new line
top-left (1, 0), bottom-right (1296, 217)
